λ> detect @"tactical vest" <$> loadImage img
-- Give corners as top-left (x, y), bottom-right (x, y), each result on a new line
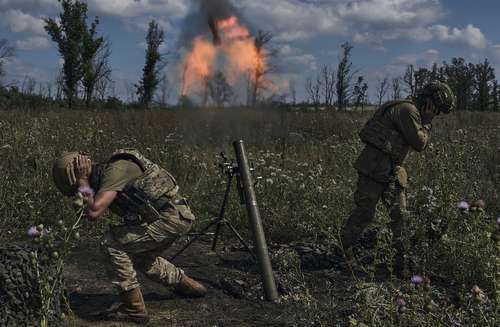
top-left (106, 149), bottom-right (192, 223)
top-left (359, 101), bottom-right (414, 165)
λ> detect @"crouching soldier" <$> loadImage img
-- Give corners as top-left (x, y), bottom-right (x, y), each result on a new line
top-left (52, 149), bottom-right (207, 324)
top-left (339, 81), bottom-right (456, 276)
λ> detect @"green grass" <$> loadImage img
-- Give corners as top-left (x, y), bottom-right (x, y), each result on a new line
top-left (0, 107), bottom-right (499, 326)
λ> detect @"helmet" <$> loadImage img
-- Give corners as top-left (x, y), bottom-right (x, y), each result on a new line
top-left (419, 81), bottom-right (456, 114)
top-left (52, 152), bottom-right (79, 196)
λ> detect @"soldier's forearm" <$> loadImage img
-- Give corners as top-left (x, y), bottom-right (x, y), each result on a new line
top-left (87, 191), bottom-right (118, 220)
top-left (86, 198), bottom-right (104, 220)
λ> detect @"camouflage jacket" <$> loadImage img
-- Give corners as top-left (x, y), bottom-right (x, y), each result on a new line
top-left (106, 149), bottom-right (194, 223)
top-left (354, 101), bottom-right (431, 183)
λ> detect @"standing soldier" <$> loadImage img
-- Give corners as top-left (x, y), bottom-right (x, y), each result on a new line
top-left (52, 149), bottom-right (207, 324)
top-left (340, 81), bottom-right (456, 275)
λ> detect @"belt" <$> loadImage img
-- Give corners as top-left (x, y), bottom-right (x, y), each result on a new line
top-left (154, 196), bottom-right (189, 211)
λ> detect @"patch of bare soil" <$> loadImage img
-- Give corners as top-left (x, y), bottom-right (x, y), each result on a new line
top-left (62, 229), bottom-right (389, 327)
top-left (63, 236), bottom-right (311, 327)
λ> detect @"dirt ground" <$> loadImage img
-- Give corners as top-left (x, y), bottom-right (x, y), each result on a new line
top-left (62, 234), bottom-right (347, 327)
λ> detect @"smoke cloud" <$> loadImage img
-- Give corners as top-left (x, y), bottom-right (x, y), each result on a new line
top-left (177, 0), bottom-right (250, 49)
top-left (175, 0), bottom-right (276, 104)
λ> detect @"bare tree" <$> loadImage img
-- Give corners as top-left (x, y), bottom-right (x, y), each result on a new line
top-left (305, 74), bottom-right (321, 108)
top-left (155, 72), bottom-right (171, 107)
top-left (95, 71), bottom-right (113, 101)
top-left (249, 31), bottom-right (276, 106)
top-left (46, 81), bottom-right (53, 100)
top-left (0, 39), bottom-right (14, 85)
top-left (38, 82), bottom-right (44, 98)
top-left (289, 79), bottom-right (297, 105)
top-left (336, 42), bottom-right (356, 110)
top-left (353, 76), bottom-right (368, 110)
top-left (376, 77), bottom-right (390, 106)
top-left (125, 81), bottom-right (137, 103)
top-left (21, 76), bottom-right (36, 95)
top-left (208, 71), bottom-right (234, 107)
top-left (402, 64), bottom-right (416, 98)
top-left (55, 72), bottom-right (64, 101)
top-left (321, 64), bottom-right (335, 107)
top-left (82, 38), bottom-right (112, 106)
top-left (201, 74), bottom-right (210, 107)
top-left (392, 77), bottom-right (401, 100)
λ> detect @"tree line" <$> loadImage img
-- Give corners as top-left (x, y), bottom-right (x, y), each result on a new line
top-left (0, 0), bottom-right (165, 110)
top-left (304, 42), bottom-right (500, 112)
top-left (0, 0), bottom-right (499, 111)
top-left (0, 0), bottom-right (278, 110)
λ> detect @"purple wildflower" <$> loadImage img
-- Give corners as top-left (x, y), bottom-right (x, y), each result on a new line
top-left (457, 201), bottom-right (470, 210)
top-left (78, 186), bottom-right (95, 198)
top-left (27, 226), bottom-right (41, 238)
top-left (411, 275), bottom-right (424, 284)
top-left (396, 297), bottom-right (406, 306)
top-left (496, 216), bottom-right (500, 226)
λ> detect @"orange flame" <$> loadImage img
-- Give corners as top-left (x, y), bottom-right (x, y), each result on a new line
top-left (180, 16), bottom-right (272, 98)
top-left (181, 37), bottom-right (217, 96)
top-left (222, 40), bottom-right (262, 85)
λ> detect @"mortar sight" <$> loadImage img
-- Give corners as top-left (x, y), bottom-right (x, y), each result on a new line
top-left (218, 152), bottom-right (237, 175)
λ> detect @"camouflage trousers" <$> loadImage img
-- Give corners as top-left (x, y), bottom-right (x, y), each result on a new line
top-left (100, 212), bottom-right (193, 293)
top-left (341, 172), bottom-right (408, 252)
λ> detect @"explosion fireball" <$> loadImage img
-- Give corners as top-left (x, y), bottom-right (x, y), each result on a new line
top-left (180, 16), bottom-right (270, 99)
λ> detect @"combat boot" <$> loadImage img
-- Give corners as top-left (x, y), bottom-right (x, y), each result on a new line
top-left (174, 274), bottom-right (207, 297)
top-left (99, 287), bottom-right (150, 324)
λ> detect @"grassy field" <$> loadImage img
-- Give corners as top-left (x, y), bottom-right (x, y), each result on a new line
top-left (0, 107), bottom-right (499, 326)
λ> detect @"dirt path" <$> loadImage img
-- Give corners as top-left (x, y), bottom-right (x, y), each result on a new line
top-left (63, 236), bottom-right (305, 327)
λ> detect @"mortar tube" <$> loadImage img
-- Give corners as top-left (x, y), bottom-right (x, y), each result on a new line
top-left (233, 140), bottom-right (279, 302)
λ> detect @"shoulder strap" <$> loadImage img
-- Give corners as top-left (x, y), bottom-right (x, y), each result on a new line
top-left (110, 148), bottom-right (178, 187)
top-left (109, 149), bottom-right (151, 172)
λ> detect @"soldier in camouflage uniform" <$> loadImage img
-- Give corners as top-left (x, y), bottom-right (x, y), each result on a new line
top-left (52, 149), bottom-right (207, 324)
top-left (340, 81), bottom-right (456, 275)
